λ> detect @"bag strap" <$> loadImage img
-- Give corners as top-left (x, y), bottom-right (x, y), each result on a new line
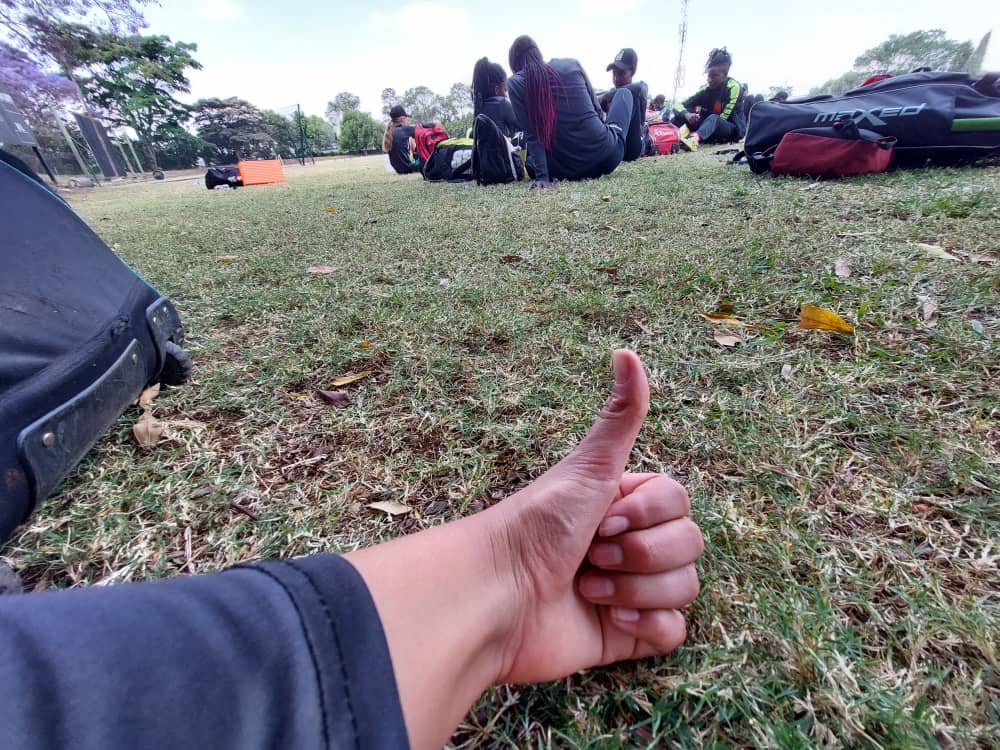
top-left (973, 72), bottom-right (1000, 97)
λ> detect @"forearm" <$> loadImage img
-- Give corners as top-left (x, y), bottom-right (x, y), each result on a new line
top-left (346, 507), bottom-right (515, 750)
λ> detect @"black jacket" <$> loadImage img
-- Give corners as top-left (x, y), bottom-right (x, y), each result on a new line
top-left (509, 58), bottom-right (620, 182)
top-left (387, 123), bottom-right (417, 174)
top-left (0, 555), bottom-right (409, 749)
top-left (479, 96), bottom-right (519, 138)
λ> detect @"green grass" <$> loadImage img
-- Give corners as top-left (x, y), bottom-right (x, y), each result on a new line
top-left (6, 152), bottom-right (999, 748)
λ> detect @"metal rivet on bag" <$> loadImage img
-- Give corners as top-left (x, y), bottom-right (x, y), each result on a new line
top-left (152, 316), bottom-right (159, 324)
top-left (131, 353), bottom-right (138, 364)
top-left (42, 432), bottom-right (56, 448)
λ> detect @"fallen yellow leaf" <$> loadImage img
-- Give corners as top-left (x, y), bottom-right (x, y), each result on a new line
top-left (323, 207), bottom-right (336, 213)
top-left (367, 500), bottom-right (412, 516)
top-left (698, 313), bottom-right (752, 328)
top-left (799, 305), bottom-right (855, 334)
top-left (359, 340), bottom-right (371, 348)
top-left (331, 370), bottom-right (375, 387)
top-left (913, 242), bottom-right (959, 261)
top-left (714, 333), bottom-right (741, 347)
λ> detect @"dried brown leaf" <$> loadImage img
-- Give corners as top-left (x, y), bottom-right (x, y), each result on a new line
top-left (913, 242), bottom-right (959, 261)
top-left (714, 333), bottom-right (741, 347)
top-left (698, 312), bottom-right (752, 328)
top-left (138, 384), bottom-right (160, 407)
top-left (921, 299), bottom-right (939, 322)
top-left (367, 500), bottom-right (412, 516)
top-left (596, 267), bottom-right (619, 276)
top-left (317, 389), bottom-right (352, 408)
top-left (307, 265), bottom-right (336, 274)
top-left (781, 364), bottom-right (794, 379)
top-left (331, 370), bottom-right (375, 387)
top-left (834, 257), bottom-right (851, 278)
top-left (500, 255), bottom-right (523, 264)
top-left (132, 411), bottom-right (164, 447)
top-left (600, 195), bottom-right (612, 202)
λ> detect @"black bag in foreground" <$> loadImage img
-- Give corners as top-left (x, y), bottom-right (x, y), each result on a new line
top-left (0, 152), bottom-right (191, 544)
top-left (744, 71), bottom-right (1000, 173)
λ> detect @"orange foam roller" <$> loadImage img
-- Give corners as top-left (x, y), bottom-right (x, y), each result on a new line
top-left (237, 159), bottom-right (285, 186)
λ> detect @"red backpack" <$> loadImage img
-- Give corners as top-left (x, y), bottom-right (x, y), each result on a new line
top-left (413, 125), bottom-right (449, 162)
top-left (646, 122), bottom-right (680, 155)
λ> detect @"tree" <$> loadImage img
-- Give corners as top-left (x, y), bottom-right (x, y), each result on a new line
top-left (0, 0), bottom-right (148, 103)
top-left (400, 85), bottom-right (437, 123)
top-left (325, 91), bottom-right (360, 130)
top-left (192, 97), bottom-right (275, 162)
top-left (262, 110), bottom-right (298, 158)
top-left (302, 114), bottom-right (337, 153)
top-left (810, 29), bottom-right (982, 95)
top-left (0, 41), bottom-right (77, 105)
top-left (80, 34), bottom-right (201, 169)
top-left (853, 30), bottom-right (972, 74)
top-left (338, 109), bottom-right (382, 153)
top-left (381, 87), bottom-right (401, 118)
top-left (151, 125), bottom-right (211, 170)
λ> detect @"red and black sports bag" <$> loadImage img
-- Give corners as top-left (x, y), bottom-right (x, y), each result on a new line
top-left (767, 119), bottom-right (896, 177)
top-left (743, 71), bottom-right (1000, 173)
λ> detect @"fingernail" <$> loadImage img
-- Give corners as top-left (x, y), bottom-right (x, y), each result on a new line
top-left (598, 516), bottom-right (629, 537)
top-left (580, 576), bottom-right (615, 598)
top-left (612, 607), bottom-right (640, 623)
top-left (613, 350), bottom-right (632, 386)
top-left (591, 543), bottom-right (623, 567)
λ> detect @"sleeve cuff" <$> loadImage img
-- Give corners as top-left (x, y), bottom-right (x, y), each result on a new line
top-left (251, 555), bottom-right (409, 749)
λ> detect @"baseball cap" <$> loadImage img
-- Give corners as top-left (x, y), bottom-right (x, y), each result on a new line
top-left (607, 48), bottom-right (638, 72)
top-left (389, 105), bottom-right (409, 119)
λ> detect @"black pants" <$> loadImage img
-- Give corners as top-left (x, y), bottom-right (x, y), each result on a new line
top-left (621, 85), bottom-right (647, 162)
top-left (671, 112), bottom-right (740, 144)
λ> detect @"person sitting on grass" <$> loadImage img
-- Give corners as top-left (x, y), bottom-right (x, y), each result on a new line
top-left (507, 35), bottom-right (646, 187)
top-left (647, 94), bottom-right (667, 122)
top-left (383, 105), bottom-right (422, 174)
top-left (0, 350), bottom-right (704, 750)
top-left (671, 47), bottom-right (745, 150)
top-left (472, 56), bottom-right (520, 138)
top-left (597, 48), bottom-right (648, 162)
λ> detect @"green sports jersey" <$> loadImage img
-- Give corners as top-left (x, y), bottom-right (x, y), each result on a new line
top-left (681, 77), bottom-right (742, 121)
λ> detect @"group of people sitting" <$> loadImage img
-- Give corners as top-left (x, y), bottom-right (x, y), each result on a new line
top-left (383, 37), bottom-right (748, 186)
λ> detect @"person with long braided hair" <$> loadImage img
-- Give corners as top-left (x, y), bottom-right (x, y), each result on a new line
top-left (670, 47), bottom-right (745, 149)
top-left (472, 57), bottom-right (519, 138)
top-left (507, 35), bottom-right (644, 187)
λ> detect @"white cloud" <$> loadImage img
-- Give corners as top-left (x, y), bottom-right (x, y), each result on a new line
top-left (578, 0), bottom-right (643, 14)
top-left (195, 0), bottom-right (244, 23)
top-left (369, 2), bottom-right (469, 32)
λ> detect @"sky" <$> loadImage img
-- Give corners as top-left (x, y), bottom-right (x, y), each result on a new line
top-left (144, 0), bottom-right (998, 119)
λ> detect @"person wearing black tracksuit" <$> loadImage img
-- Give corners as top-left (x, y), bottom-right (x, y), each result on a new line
top-left (507, 36), bottom-right (644, 185)
top-left (598, 48), bottom-right (649, 162)
top-left (672, 47), bottom-right (746, 144)
top-left (472, 57), bottom-right (521, 138)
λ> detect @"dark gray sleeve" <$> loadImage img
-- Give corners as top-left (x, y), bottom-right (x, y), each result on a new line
top-left (0, 555), bottom-right (408, 750)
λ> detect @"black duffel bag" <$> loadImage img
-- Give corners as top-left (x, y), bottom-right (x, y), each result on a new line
top-left (743, 71), bottom-right (1000, 173)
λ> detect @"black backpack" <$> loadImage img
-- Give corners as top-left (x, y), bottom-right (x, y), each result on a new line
top-left (472, 114), bottom-right (524, 185)
top-left (422, 137), bottom-right (474, 182)
top-left (205, 166), bottom-right (242, 189)
top-left (743, 71), bottom-right (1000, 173)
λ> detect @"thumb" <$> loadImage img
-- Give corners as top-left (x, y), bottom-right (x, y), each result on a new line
top-left (556, 349), bottom-right (649, 485)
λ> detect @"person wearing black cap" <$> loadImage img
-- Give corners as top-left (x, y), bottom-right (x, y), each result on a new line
top-left (383, 104), bottom-right (421, 175)
top-left (598, 48), bottom-right (648, 161)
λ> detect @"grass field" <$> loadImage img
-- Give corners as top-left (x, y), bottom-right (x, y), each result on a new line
top-left (5, 152), bottom-right (999, 748)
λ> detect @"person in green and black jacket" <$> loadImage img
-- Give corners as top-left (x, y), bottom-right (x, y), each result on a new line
top-left (671, 48), bottom-right (746, 146)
